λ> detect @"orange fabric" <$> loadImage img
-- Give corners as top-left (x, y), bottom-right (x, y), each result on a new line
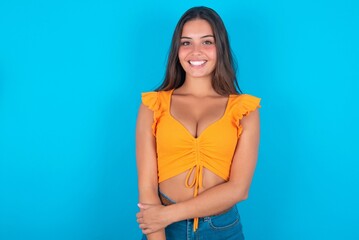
top-left (141, 89), bottom-right (261, 231)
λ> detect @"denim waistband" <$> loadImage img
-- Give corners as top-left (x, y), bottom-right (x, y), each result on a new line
top-left (158, 189), bottom-right (176, 205)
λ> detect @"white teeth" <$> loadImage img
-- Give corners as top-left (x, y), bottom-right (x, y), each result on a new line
top-left (189, 60), bottom-right (206, 66)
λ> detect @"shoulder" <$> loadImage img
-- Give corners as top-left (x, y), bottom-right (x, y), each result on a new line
top-left (227, 94), bottom-right (261, 137)
top-left (228, 93), bottom-right (261, 123)
top-left (141, 91), bottom-right (158, 110)
top-left (229, 93), bottom-right (261, 104)
top-left (138, 89), bottom-right (173, 136)
top-left (141, 89), bottom-right (173, 111)
top-left (229, 93), bottom-right (261, 112)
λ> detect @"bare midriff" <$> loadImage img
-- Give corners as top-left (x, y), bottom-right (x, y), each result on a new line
top-left (159, 167), bottom-right (226, 202)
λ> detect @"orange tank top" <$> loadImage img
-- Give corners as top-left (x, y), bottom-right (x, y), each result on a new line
top-left (141, 89), bottom-right (261, 231)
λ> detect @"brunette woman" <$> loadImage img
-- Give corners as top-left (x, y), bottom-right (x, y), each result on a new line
top-left (136, 6), bottom-right (261, 240)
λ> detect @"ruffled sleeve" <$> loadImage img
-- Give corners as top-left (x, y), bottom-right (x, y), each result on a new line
top-left (141, 91), bottom-right (162, 136)
top-left (230, 94), bottom-right (261, 137)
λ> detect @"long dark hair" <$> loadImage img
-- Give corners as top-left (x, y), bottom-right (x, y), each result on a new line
top-left (156, 6), bottom-right (241, 95)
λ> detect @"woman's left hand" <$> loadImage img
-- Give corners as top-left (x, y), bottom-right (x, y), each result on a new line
top-left (136, 203), bottom-right (172, 234)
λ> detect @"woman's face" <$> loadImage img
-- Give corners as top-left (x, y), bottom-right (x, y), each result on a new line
top-left (178, 19), bottom-right (217, 80)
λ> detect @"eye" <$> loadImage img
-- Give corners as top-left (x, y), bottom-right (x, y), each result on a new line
top-left (181, 41), bottom-right (191, 46)
top-left (203, 40), bottom-right (214, 45)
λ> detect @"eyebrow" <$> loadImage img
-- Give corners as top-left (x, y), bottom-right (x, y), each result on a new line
top-left (180, 35), bottom-right (215, 39)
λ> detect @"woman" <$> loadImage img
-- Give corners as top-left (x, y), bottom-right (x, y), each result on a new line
top-left (136, 6), bottom-right (261, 240)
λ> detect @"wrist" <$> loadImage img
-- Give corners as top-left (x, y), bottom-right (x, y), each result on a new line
top-left (164, 204), bottom-right (179, 224)
top-left (165, 203), bottom-right (186, 223)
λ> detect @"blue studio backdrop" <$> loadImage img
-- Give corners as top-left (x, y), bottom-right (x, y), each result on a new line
top-left (0, 0), bottom-right (358, 239)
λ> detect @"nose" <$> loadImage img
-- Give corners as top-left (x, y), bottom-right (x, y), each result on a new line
top-left (191, 43), bottom-right (202, 55)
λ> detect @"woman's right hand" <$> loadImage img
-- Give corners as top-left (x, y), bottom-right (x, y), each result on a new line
top-left (137, 203), bottom-right (173, 235)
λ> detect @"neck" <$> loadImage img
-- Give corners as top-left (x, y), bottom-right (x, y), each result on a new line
top-left (179, 76), bottom-right (217, 97)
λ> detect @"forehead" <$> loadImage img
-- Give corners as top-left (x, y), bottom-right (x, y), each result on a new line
top-left (181, 19), bottom-right (214, 37)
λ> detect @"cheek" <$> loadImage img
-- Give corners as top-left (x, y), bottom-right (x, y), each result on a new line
top-left (209, 49), bottom-right (217, 70)
top-left (178, 47), bottom-right (189, 60)
top-left (209, 47), bottom-right (217, 59)
top-left (178, 49), bottom-right (190, 67)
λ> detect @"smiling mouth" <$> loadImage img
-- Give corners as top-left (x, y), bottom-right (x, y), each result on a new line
top-left (188, 60), bottom-right (207, 66)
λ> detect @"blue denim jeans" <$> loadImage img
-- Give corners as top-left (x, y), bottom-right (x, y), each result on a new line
top-left (141, 191), bottom-right (245, 240)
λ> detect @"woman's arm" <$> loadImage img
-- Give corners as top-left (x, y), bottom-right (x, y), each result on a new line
top-left (138, 109), bottom-right (260, 234)
top-left (136, 104), bottom-right (166, 239)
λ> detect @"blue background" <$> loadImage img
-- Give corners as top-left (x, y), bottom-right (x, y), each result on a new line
top-left (0, 0), bottom-right (358, 239)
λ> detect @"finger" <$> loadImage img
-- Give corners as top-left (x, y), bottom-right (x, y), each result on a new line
top-left (139, 223), bottom-right (147, 229)
top-left (138, 203), bottom-right (150, 210)
top-left (137, 217), bottom-right (145, 224)
top-left (136, 212), bottom-right (142, 218)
